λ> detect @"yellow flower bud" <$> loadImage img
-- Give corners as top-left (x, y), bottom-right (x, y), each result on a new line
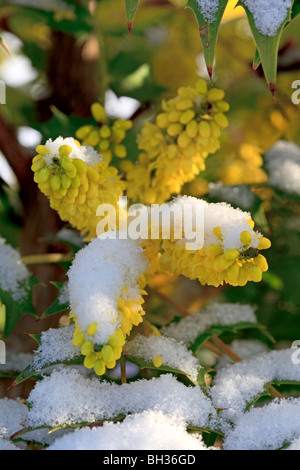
top-left (114, 144), bottom-right (127, 158)
top-left (199, 121), bottom-right (211, 138)
top-left (179, 109), bottom-right (195, 125)
top-left (167, 123), bottom-right (183, 136)
top-left (175, 98), bottom-right (194, 111)
top-left (258, 237), bottom-right (271, 250)
top-left (196, 79), bottom-right (207, 95)
top-left (153, 355), bottom-right (163, 368)
top-left (94, 359), bottom-right (106, 376)
top-left (240, 231), bottom-right (252, 246)
top-left (207, 88), bottom-right (225, 102)
top-left (214, 113), bottom-right (229, 129)
top-left (87, 322), bottom-right (98, 336)
top-left (91, 103), bottom-right (106, 122)
top-left (59, 145), bottom-right (72, 157)
top-left (84, 352), bottom-right (97, 369)
top-left (81, 340), bottom-right (94, 356)
top-left (50, 174), bottom-right (61, 191)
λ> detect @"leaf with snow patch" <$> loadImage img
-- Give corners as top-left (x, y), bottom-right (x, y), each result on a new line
top-left (41, 282), bottom-right (69, 319)
top-left (186, 0), bottom-right (229, 80)
top-left (125, 0), bottom-right (140, 35)
top-left (10, 414), bottom-right (126, 442)
top-left (239, 0), bottom-right (293, 95)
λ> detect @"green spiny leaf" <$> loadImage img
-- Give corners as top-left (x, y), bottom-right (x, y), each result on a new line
top-left (186, 0), bottom-right (229, 81)
top-left (125, 0), bottom-right (140, 35)
top-left (240, 0), bottom-right (293, 95)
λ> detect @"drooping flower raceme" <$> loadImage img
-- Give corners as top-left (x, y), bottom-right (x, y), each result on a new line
top-left (123, 80), bottom-right (229, 204)
top-left (67, 235), bottom-right (148, 375)
top-left (144, 196), bottom-right (270, 287)
top-left (31, 137), bottom-right (125, 240)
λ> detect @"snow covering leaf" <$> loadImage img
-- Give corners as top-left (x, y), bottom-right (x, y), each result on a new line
top-left (239, 0), bottom-right (293, 94)
top-left (186, 0), bottom-right (229, 80)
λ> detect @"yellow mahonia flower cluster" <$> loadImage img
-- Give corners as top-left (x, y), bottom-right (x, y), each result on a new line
top-left (71, 279), bottom-right (147, 376)
top-left (123, 80), bottom-right (229, 204)
top-left (76, 103), bottom-right (132, 163)
top-left (143, 197), bottom-right (271, 288)
top-left (31, 137), bottom-right (125, 240)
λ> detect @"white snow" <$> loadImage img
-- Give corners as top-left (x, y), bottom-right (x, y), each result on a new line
top-left (169, 196), bottom-right (261, 252)
top-left (47, 410), bottom-right (211, 450)
top-left (216, 339), bottom-right (269, 369)
top-left (265, 141), bottom-right (300, 195)
top-left (208, 182), bottom-right (255, 209)
top-left (0, 238), bottom-right (30, 301)
top-left (27, 369), bottom-right (216, 429)
top-left (67, 236), bottom-right (147, 345)
top-left (161, 303), bottom-right (257, 345)
top-left (124, 334), bottom-right (201, 382)
top-left (223, 398), bottom-right (300, 450)
top-left (0, 437), bottom-right (21, 450)
top-left (244, 0), bottom-right (292, 37)
top-left (0, 399), bottom-right (28, 439)
top-left (196, 1), bottom-right (220, 23)
top-left (210, 349), bottom-right (300, 423)
top-left (0, 352), bottom-right (33, 372)
top-left (43, 137), bottom-right (101, 167)
top-left (31, 325), bottom-right (80, 370)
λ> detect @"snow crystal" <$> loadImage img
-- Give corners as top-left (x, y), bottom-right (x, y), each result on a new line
top-left (0, 437), bottom-right (21, 451)
top-left (162, 303), bottom-right (257, 345)
top-left (244, 0), bottom-right (292, 37)
top-left (43, 137), bottom-right (101, 167)
top-left (31, 325), bottom-right (80, 370)
top-left (67, 236), bottom-right (147, 345)
top-left (265, 141), bottom-right (300, 195)
top-left (216, 339), bottom-right (269, 369)
top-left (124, 334), bottom-right (201, 383)
top-left (0, 352), bottom-right (33, 372)
top-left (48, 410), bottom-right (211, 451)
top-left (27, 369), bottom-right (215, 429)
top-left (208, 182), bottom-right (255, 209)
top-left (223, 398), bottom-right (300, 450)
top-left (211, 349), bottom-right (300, 423)
top-left (0, 399), bottom-right (28, 439)
top-left (170, 196), bottom-right (261, 252)
top-left (196, 1), bottom-right (220, 23)
top-left (0, 238), bottom-right (30, 301)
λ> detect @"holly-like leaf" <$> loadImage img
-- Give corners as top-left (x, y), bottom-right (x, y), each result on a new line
top-left (186, 0), bottom-right (229, 81)
top-left (292, 0), bottom-right (300, 20)
top-left (125, 0), bottom-right (140, 35)
top-left (240, 0), bottom-right (293, 95)
top-left (41, 282), bottom-right (69, 319)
